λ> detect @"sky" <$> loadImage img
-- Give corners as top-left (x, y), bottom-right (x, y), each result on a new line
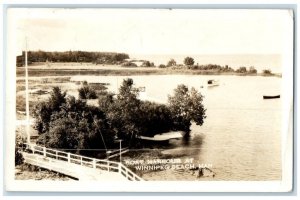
top-left (10, 8), bottom-right (293, 55)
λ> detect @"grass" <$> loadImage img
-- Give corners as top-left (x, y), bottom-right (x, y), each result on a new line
top-left (17, 67), bottom-right (281, 77)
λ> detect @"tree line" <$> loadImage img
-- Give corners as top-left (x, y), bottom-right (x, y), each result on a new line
top-left (32, 79), bottom-right (206, 157)
top-left (159, 57), bottom-right (272, 74)
top-left (16, 50), bottom-right (129, 66)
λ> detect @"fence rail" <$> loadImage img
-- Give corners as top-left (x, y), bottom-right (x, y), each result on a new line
top-left (22, 143), bottom-right (143, 181)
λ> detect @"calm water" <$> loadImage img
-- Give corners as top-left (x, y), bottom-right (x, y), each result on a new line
top-left (72, 75), bottom-right (282, 181)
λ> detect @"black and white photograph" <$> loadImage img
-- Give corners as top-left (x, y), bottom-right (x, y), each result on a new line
top-left (5, 7), bottom-right (294, 192)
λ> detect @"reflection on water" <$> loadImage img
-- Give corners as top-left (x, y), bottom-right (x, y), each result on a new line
top-left (71, 75), bottom-right (282, 181)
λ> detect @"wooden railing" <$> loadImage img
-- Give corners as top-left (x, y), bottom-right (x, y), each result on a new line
top-left (22, 143), bottom-right (144, 181)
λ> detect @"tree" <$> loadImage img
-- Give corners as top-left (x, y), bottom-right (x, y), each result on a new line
top-left (167, 59), bottom-right (177, 67)
top-left (33, 87), bottom-right (66, 134)
top-left (249, 66), bottom-right (257, 74)
top-left (35, 95), bottom-right (115, 156)
top-left (184, 57), bottom-right (195, 66)
top-left (103, 78), bottom-right (142, 144)
top-left (168, 85), bottom-right (206, 132)
top-left (236, 66), bottom-right (247, 73)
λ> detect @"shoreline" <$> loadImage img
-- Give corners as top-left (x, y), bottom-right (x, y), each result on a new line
top-left (16, 66), bottom-right (282, 78)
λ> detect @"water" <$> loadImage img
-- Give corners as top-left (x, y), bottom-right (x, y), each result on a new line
top-left (130, 54), bottom-right (282, 73)
top-left (71, 75), bottom-right (282, 181)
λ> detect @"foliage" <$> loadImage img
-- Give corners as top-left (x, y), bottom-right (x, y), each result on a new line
top-left (35, 95), bottom-right (115, 156)
top-left (15, 134), bottom-right (24, 166)
top-left (138, 101), bottom-right (174, 137)
top-left (249, 66), bottom-right (257, 74)
top-left (158, 64), bottom-right (166, 68)
top-left (17, 50), bottom-right (129, 66)
top-left (34, 80), bottom-right (206, 152)
top-left (121, 62), bottom-right (138, 67)
top-left (168, 84), bottom-right (206, 132)
top-left (33, 87), bottom-right (66, 134)
top-left (236, 66), bottom-right (247, 73)
top-left (167, 59), bottom-right (177, 67)
top-left (262, 69), bottom-right (272, 75)
top-left (141, 61), bottom-right (155, 67)
top-left (78, 85), bottom-right (97, 99)
top-left (184, 57), bottom-right (195, 66)
top-left (101, 79), bottom-right (142, 144)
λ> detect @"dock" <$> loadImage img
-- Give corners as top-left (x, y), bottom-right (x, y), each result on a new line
top-left (21, 143), bottom-right (144, 181)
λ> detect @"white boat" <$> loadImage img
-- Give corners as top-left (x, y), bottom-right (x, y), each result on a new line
top-left (207, 79), bottom-right (219, 87)
top-left (139, 131), bottom-right (184, 141)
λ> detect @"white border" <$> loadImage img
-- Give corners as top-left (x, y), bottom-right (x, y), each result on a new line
top-left (2, 2), bottom-right (296, 194)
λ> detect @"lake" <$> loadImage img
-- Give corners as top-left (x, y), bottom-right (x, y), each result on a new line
top-left (71, 75), bottom-right (282, 181)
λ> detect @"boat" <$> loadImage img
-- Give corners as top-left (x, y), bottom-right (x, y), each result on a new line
top-left (263, 95), bottom-right (280, 99)
top-left (139, 131), bottom-right (184, 141)
top-left (207, 80), bottom-right (219, 87)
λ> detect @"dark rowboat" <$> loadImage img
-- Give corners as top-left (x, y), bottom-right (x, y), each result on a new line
top-left (263, 95), bottom-right (280, 99)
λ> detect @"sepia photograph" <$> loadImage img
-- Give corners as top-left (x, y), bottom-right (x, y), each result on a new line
top-left (5, 7), bottom-right (294, 192)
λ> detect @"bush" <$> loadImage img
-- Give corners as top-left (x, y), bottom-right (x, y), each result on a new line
top-left (78, 85), bottom-right (97, 99)
top-left (158, 64), bottom-right (166, 68)
top-left (236, 66), bottom-right (247, 73)
top-left (121, 62), bottom-right (137, 67)
top-left (262, 69), bottom-right (272, 75)
top-left (249, 66), bottom-right (257, 74)
top-left (141, 61), bottom-right (154, 67)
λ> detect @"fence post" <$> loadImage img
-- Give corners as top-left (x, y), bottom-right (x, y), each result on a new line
top-left (55, 151), bottom-right (58, 159)
top-left (107, 162), bottom-right (110, 172)
top-left (80, 157), bottom-right (82, 166)
top-left (93, 158), bottom-right (96, 169)
top-left (119, 163), bottom-right (122, 173)
top-left (67, 153), bottom-right (70, 163)
top-left (43, 147), bottom-right (46, 157)
top-left (32, 145), bottom-right (35, 154)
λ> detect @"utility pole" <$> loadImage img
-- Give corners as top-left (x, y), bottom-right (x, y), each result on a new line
top-left (25, 37), bottom-right (30, 144)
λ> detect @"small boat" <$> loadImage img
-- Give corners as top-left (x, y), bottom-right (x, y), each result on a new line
top-left (207, 80), bottom-right (219, 87)
top-left (263, 95), bottom-right (280, 99)
top-left (138, 86), bottom-right (146, 92)
top-left (139, 131), bottom-right (184, 141)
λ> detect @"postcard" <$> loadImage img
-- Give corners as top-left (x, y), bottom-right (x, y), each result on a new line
top-left (5, 8), bottom-right (294, 192)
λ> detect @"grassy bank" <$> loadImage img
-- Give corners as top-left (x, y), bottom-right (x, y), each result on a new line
top-left (17, 67), bottom-right (281, 77)
top-left (15, 164), bottom-right (75, 180)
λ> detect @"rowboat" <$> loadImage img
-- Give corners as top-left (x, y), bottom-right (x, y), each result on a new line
top-left (263, 95), bottom-right (280, 99)
top-left (207, 80), bottom-right (219, 87)
top-left (139, 131), bottom-right (184, 141)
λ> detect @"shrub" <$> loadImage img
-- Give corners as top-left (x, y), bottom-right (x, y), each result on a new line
top-left (141, 61), bottom-right (154, 67)
top-left (78, 85), bottom-right (97, 99)
top-left (158, 64), bottom-right (166, 68)
top-left (262, 69), bottom-right (272, 75)
top-left (249, 66), bottom-right (257, 74)
top-left (121, 62), bottom-right (138, 67)
top-left (236, 66), bottom-right (247, 73)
